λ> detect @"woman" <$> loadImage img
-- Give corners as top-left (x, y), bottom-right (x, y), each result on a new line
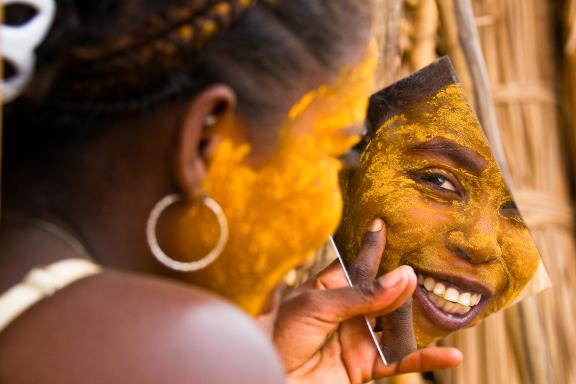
top-left (0, 1), bottom-right (461, 382)
top-left (336, 58), bottom-right (540, 347)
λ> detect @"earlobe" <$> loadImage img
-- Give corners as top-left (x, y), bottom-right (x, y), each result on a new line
top-left (175, 85), bottom-right (237, 200)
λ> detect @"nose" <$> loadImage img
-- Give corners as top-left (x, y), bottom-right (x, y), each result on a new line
top-left (447, 213), bottom-right (502, 264)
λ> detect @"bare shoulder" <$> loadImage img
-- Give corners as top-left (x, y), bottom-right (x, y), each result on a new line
top-left (0, 270), bottom-right (285, 384)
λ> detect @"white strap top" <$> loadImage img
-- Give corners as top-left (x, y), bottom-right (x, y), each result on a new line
top-left (0, 258), bottom-right (101, 333)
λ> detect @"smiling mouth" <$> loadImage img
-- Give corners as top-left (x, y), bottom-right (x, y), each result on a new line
top-left (414, 271), bottom-right (491, 331)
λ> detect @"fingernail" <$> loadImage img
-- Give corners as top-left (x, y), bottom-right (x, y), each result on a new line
top-left (378, 267), bottom-right (407, 288)
top-left (368, 218), bottom-right (383, 232)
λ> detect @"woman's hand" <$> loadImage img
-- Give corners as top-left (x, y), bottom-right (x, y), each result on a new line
top-left (273, 219), bottom-right (462, 383)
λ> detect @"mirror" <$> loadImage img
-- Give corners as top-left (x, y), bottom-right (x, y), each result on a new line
top-left (333, 57), bottom-right (545, 347)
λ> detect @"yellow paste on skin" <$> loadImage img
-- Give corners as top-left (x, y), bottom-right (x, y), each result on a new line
top-left (162, 41), bottom-right (377, 315)
top-left (337, 84), bottom-right (540, 346)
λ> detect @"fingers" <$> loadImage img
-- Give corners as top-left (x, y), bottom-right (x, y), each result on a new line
top-left (372, 347), bottom-right (463, 378)
top-left (275, 266), bottom-right (415, 371)
top-left (349, 218), bottom-right (386, 284)
top-left (379, 299), bottom-right (417, 363)
top-left (288, 218), bottom-right (387, 297)
top-left (351, 219), bottom-right (416, 363)
top-left (282, 265), bottom-right (415, 327)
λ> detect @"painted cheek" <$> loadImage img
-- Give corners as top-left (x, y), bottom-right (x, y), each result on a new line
top-left (498, 224), bottom-right (540, 305)
top-left (169, 131), bottom-right (344, 315)
top-left (290, 40), bottom-right (377, 156)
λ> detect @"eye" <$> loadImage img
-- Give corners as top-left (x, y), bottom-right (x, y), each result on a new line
top-left (500, 200), bottom-right (523, 221)
top-left (409, 168), bottom-right (464, 200)
top-left (419, 173), bottom-right (457, 192)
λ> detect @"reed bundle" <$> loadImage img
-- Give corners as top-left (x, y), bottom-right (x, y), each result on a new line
top-left (435, 0), bottom-right (576, 383)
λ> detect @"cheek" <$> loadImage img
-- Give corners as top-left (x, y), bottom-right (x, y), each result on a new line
top-left (178, 136), bottom-right (344, 315)
top-left (383, 199), bottom-right (455, 272)
top-left (499, 225), bottom-right (540, 297)
top-left (389, 202), bottom-right (454, 246)
top-left (354, 174), bottom-right (455, 272)
top-left (218, 146), bottom-right (341, 253)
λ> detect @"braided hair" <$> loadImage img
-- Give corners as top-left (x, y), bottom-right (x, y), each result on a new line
top-left (4, 0), bottom-right (370, 156)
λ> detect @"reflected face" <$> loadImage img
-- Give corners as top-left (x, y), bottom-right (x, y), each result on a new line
top-left (338, 84), bottom-right (540, 346)
top-left (163, 41), bottom-right (377, 315)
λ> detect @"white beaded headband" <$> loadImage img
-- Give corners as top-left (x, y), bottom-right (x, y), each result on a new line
top-left (1, 0), bottom-right (56, 103)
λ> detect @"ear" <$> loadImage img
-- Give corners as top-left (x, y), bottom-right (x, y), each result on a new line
top-left (175, 84), bottom-right (237, 199)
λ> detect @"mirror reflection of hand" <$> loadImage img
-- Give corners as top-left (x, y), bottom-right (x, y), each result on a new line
top-left (273, 219), bottom-right (462, 383)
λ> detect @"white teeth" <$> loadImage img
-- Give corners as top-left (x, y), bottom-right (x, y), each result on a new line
top-left (418, 273), bottom-right (483, 311)
top-left (429, 292), bottom-right (441, 306)
top-left (424, 277), bottom-right (435, 291)
top-left (443, 301), bottom-right (457, 313)
top-left (445, 288), bottom-right (459, 303)
top-left (433, 282), bottom-right (446, 296)
top-left (428, 292), bottom-right (472, 315)
top-left (471, 293), bottom-right (482, 305)
top-left (458, 292), bottom-right (471, 306)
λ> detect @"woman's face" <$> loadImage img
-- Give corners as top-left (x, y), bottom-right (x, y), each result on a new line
top-left (163, 41), bottom-right (377, 315)
top-left (338, 85), bottom-right (540, 346)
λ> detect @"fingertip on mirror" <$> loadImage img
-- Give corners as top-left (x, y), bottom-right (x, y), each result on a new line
top-left (448, 348), bottom-right (464, 365)
top-left (398, 265), bottom-right (416, 281)
top-left (437, 347), bottom-right (463, 366)
top-left (378, 267), bottom-right (408, 289)
top-left (368, 218), bottom-right (385, 232)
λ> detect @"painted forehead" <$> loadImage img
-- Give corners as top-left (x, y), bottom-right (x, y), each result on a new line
top-left (371, 84), bottom-right (492, 160)
top-left (364, 81), bottom-right (515, 205)
top-left (407, 137), bottom-right (489, 175)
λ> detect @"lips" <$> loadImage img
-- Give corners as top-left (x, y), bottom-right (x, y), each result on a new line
top-left (413, 270), bottom-right (492, 331)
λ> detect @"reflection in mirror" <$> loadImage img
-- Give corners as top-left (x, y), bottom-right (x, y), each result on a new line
top-left (334, 57), bottom-right (543, 347)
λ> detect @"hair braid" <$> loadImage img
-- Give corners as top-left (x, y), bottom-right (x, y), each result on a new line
top-left (72, 0), bottom-right (255, 61)
top-left (6, 0), bottom-right (370, 156)
top-left (52, 0), bottom-right (258, 106)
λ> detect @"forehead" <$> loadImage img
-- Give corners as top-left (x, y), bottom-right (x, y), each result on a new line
top-left (407, 136), bottom-right (489, 175)
top-left (372, 84), bottom-right (492, 162)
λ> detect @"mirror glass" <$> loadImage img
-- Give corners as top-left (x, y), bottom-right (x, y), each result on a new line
top-left (334, 57), bottom-right (546, 347)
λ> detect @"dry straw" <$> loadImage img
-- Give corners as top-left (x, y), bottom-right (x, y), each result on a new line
top-left (371, 0), bottom-right (576, 383)
top-left (434, 0), bottom-right (575, 383)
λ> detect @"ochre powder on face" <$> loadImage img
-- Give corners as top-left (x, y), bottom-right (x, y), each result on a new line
top-left (161, 41), bottom-right (378, 315)
top-left (337, 84), bottom-right (540, 345)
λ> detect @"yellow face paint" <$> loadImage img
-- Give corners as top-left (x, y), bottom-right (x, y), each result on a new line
top-left (162, 41), bottom-right (377, 315)
top-left (337, 66), bottom-right (540, 346)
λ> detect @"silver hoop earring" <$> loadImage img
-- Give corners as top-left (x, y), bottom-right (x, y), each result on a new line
top-left (146, 193), bottom-right (228, 272)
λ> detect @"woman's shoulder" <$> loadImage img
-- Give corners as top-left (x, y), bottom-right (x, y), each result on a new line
top-left (0, 270), bottom-right (285, 384)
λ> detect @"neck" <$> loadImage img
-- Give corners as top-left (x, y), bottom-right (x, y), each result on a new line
top-left (2, 111), bottom-right (182, 283)
top-left (0, 215), bottom-right (90, 291)
top-left (2, 167), bottom-right (172, 284)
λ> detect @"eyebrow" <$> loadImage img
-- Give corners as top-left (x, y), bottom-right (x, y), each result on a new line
top-left (406, 137), bottom-right (488, 174)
